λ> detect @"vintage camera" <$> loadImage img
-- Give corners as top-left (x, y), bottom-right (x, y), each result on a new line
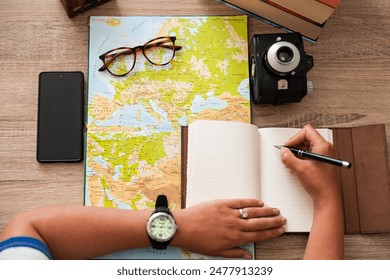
top-left (249, 33), bottom-right (314, 105)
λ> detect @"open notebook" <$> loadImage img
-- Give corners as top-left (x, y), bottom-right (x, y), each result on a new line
top-left (184, 120), bottom-right (333, 232)
top-left (182, 121), bottom-right (390, 234)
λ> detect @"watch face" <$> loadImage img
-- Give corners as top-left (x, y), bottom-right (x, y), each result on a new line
top-left (147, 212), bottom-right (177, 242)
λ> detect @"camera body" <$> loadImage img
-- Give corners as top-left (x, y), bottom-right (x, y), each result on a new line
top-left (249, 33), bottom-right (314, 105)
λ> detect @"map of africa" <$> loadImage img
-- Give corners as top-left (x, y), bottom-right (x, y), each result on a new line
top-left (85, 16), bottom-right (251, 258)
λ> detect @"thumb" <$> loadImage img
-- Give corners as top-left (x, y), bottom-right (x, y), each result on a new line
top-left (280, 147), bottom-right (303, 173)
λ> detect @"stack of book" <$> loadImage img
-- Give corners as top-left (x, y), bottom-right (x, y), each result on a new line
top-left (218, 0), bottom-right (340, 42)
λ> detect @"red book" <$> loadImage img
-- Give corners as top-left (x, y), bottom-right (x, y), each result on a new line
top-left (317, 0), bottom-right (340, 9)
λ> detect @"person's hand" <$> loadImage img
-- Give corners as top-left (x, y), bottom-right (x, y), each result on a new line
top-left (172, 198), bottom-right (286, 259)
top-left (280, 124), bottom-right (344, 259)
top-left (280, 124), bottom-right (340, 204)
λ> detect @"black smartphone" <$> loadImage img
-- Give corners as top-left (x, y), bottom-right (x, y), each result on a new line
top-left (36, 72), bottom-right (84, 162)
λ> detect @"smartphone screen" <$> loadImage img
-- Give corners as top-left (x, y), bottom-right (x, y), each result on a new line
top-left (37, 72), bottom-right (84, 162)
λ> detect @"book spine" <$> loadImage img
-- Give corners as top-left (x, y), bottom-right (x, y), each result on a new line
top-left (217, 0), bottom-right (320, 42)
top-left (261, 0), bottom-right (335, 25)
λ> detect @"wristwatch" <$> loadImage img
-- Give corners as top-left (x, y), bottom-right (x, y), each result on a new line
top-left (146, 195), bottom-right (177, 250)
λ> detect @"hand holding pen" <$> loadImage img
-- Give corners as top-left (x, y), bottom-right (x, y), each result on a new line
top-left (274, 145), bottom-right (351, 168)
top-left (278, 124), bottom-right (344, 199)
top-left (278, 124), bottom-right (350, 168)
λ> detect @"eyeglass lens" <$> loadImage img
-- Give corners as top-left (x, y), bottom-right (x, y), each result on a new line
top-left (104, 37), bottom-right (176, 76)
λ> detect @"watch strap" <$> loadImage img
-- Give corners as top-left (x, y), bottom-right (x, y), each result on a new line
top-left (154, 195), bottom-right (172, 215)
top-left (155, 194), bottom-right (168, 208)
top-left (149, 239), bottom-right (171, 250)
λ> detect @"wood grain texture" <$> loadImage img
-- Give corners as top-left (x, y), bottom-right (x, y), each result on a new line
top-left (0, 0), bottom-right (389, 259)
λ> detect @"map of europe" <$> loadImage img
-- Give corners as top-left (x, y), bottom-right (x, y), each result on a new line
top-left (85, 16), bottom-right (250, 214)
top-left (85, 15), bottom-right (251, 259)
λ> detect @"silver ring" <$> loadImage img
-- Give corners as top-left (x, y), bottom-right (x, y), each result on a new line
top-left (239, 208), bottom-right (248, 219)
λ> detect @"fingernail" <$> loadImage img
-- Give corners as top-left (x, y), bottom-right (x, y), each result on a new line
top-left (272, 208), bottom-right (280, 215)
top-left (243, 253), bottom-right (253, 260)
top-left (281, 217), bottom-right (287, 224)
top-left (258, 200), bottom-right (264, 207)
top-left (278, 226), bottom-right (286, 234)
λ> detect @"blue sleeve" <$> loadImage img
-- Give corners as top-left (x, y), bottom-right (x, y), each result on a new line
top-left (0, 236), bottom-right (53, 259)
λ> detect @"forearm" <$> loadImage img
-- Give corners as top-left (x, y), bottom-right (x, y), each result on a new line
top-left (1, 199), bottom-right (287, 260)
top-left (281, 124), bottom-right (345, 259)
top-left (0, 206), bottom-right (152, 259)
top-left (304, 193), bottom-right (344, 260)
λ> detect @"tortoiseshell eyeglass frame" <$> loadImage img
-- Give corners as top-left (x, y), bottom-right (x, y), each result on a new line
top-left (98, 36), bottom-right (182, 77)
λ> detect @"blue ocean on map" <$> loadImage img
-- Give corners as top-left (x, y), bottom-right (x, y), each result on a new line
top-left (94, 104), bottom-right (157, 128)
top-left (190, 94), bottom-right (227, 113)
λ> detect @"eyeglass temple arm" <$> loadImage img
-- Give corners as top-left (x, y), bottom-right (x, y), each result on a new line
top-left (98, 64), bottom-right (107, 71)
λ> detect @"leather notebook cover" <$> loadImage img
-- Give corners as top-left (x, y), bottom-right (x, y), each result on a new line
top-left (181, 124), bottom-right (390, 234)
top-left (181, 126), bottom-right (189, 209)
top-left (333, 124), bottom-right (390, 234)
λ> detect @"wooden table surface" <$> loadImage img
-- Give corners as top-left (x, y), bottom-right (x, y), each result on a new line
top-left (0, 0), bottom-right (389, 259)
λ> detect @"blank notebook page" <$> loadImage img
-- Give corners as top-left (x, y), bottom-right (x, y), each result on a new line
top-left (258, 128), bottom-right (333, 232)
top-left (186, 120), bottom-right (261, 207)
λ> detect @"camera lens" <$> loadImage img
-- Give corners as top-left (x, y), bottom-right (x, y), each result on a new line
top-left (276, 47), bottom-right (294, 63)
top-left (266, 41), bottom-right (300, 74)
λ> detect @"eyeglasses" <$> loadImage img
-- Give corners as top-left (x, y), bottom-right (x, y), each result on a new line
top-left (98, 36), bottom-right (182, 77)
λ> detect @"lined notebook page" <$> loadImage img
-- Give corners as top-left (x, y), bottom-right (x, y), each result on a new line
top-left (186, 120), bottom-right (261, 207)
top-left (258, 128), bottom-right (333, 232)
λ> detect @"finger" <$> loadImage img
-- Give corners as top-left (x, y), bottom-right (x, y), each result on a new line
top-left (284, 124), bottom-right (325, 148)
top-left (225, 198), bottom-right (264, 209)
top-left (280, 147), bottom-right (308, 173)
top-left (283, 126), bottom-right (309, 147)
top-left (237, 206), bottom-right (280, 219)
top-left (243, 226), bottom-right (286, 243)
top-left (217, 247), bottom-right (254, 260)
top-left (241, 216), bottom-right (287, 232)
